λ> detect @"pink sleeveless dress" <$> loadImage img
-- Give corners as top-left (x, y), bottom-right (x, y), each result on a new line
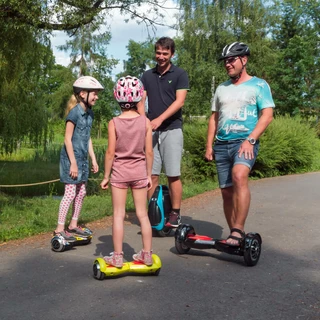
top-left (110, 115), bottom-right (147, 183)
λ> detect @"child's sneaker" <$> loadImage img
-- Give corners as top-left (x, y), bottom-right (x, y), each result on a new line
top-left (67, 226), bottom-right (91, 237)
top-left (53, 230), bottom-right (76, 242)
top-left (133, 250), bottom-right (153, 266)
top-left (165, 212), bottom-right (181, 228)
top-left (104, 252), bottom-right (123, 268)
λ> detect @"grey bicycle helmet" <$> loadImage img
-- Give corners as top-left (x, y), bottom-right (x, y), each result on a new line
top-left (73, 76), bottom-right (104, 108)
top-left (73, 76), bottom-right (104, 94)
top-left (219, 42), bottom-right (250, 60)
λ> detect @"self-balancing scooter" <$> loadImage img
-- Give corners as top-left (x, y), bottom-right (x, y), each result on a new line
top-left (175, 224), bottom-right (262, 266)
top-left (51, 227), bottom-right (93, 252)
top-left (93, 254), bottom-right (162, 280)
top-left (148, 185), bottom-right (175, 237)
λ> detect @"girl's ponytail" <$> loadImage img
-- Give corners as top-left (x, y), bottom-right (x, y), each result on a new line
top-left (65, 94), bottom-right (78, 117)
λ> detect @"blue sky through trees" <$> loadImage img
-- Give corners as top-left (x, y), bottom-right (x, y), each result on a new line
top-left (51, 3), bottom-right (178, 77)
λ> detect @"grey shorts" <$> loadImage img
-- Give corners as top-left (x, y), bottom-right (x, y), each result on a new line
top-left (213, 139), bottom-right (260, 188)
top-left (152, 129), bottom-right (183, 177)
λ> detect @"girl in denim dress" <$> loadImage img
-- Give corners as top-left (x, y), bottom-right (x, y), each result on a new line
top-left (54, 76), bottom-right (104, 241)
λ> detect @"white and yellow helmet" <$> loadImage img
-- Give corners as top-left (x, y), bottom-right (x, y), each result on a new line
top-left (73, 76), bottom-right (104, 94)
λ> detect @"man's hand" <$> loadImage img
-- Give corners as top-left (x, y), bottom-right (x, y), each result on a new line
top-left (238, 141), bottom-right (254, 159)
top-left (205, 147), bottom-right (214, 162)
top-left (150, 117), bottom-right (163, 131)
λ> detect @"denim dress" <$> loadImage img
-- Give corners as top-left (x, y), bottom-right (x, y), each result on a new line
top-left (59, 104), bottom-right (94, 184)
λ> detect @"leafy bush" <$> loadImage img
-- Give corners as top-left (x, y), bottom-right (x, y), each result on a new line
top-left (182, 116), bottom-right (320, 181)
top-left (1, 116), bottom-right (320, 242)
top-left (1, 117), bottom-right (319, 197)
top-left (182, 122), bottom-right (217, 183)
top-left (315, 120), bottom-right (320, 138)
top-left (253, 115), bottom-right (320, 177)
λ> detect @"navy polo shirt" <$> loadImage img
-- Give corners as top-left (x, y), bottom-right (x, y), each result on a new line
top-left (141, 63), bottom-right (189, 131)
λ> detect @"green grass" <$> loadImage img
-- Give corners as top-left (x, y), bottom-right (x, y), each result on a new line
top-left (0, 192), bottom-right (115, 242)
top-left (1, 116), bottom-right (320, 243)
top-left (0, 144), bottom-right (104, 197)
top-left (0, 148), bottom-right (37, 162)
top-left (0, 179), bottom-right (218, 243)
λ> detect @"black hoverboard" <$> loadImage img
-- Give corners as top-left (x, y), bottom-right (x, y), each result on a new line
top-left (175, 224), bottom-right (262, 266)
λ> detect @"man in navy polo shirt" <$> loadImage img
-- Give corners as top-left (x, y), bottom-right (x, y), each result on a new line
top-left (138, 37), bottom-right (189, 227)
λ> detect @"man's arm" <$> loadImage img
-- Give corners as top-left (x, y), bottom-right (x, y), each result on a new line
top-left (238, 107), bottom-right (274, 159)
top-left (205, 111), bottom-right (219, 161)
top-left (247, 107), bottom-right (274, 141)
top-left (150, 89), bottom-right (188, 131)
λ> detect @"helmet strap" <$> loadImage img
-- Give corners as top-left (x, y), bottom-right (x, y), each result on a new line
top-left (119, 102), bottom-right (137, 110)
top-left (86, 91), bottom-right (92, 108)
top-left (77, 91), bottom-right (91, 109)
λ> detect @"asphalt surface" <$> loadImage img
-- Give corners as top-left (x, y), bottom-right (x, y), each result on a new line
top-left (1, 173), bottom-right (320, 320)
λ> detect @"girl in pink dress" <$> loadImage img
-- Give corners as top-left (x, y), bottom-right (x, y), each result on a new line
top-left (100, 76), bottom-right (153, 267)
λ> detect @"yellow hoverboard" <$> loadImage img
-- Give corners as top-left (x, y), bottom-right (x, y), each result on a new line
top-left (93, 254), bottom-right (162, 280)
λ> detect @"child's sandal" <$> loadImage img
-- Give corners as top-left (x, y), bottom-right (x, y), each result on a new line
top-left (104, 252), bottom-right (124, 268)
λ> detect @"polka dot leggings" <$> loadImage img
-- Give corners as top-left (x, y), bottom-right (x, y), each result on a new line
top-left (58, 183), bottom-right (87, 225)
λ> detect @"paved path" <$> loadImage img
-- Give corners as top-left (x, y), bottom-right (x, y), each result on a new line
top-left (1, 173), bottom-right (320, 320)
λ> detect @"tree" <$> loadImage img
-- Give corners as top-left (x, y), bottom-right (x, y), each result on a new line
top-left (57, 20), bottom-right (119, 138)
top-left (0, 21), bottom-right (54, 153)
top-left (268, 0), bottom-right (320, 116)
top-left (121, 39), bottom-right (155, 78)
top-left (1, 1), bottom-right (175, 152)
top-left (58, 21), bottom-right (118, 77)
top-left (176, 0), bottom-right (275, 118)
top-left (45, 65), bottom-right (75, 120)
top-left (2, 0), bottom-right (171, 30)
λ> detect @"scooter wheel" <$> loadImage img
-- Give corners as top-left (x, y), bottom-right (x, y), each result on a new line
top-left (83, 237), bottom-right (92, 245)
top-left (243, 233), bottom-right (262, 267)
top-left (93, 259), bottom-right (105, 280)
top-left (51, 236), bottom-right (65, 252)
top-left (174, 224), bottom-right (195, 254)
top-left (153, 268), bottom-right (161, 276)
top-left (155, 227), bottom-right (172, 237)
top-left (175, 239), bottom-right (191, 254)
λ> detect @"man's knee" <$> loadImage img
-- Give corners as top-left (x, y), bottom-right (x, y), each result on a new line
top-left (221, 186), bottom-right (233, 201)
top-left (167, 176), bottom-right (180, 184)
top-left (232, 165), bottom-right (250, 186)
top-left (151, 175), bottom-right (159, 184)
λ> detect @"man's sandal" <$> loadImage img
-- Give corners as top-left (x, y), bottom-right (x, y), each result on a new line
top-left (218, 228), bottom-right (245, 247)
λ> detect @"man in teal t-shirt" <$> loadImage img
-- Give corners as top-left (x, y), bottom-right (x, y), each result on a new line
top-left (205, 42), bottom-right (275, 246)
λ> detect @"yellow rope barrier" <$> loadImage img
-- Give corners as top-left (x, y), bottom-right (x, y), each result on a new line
top-left (0, 179), bottom-right (60, 188)
top-left (0, 178), bottom-right (101, 188)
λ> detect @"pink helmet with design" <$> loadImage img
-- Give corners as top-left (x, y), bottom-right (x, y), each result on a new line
top-left (113, 75), bottom-right (144, 108)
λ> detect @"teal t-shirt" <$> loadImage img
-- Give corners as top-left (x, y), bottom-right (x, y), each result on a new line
top-left (211, 76), bottom-right (275, 141)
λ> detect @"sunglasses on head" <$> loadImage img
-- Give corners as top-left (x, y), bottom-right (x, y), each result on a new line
top-left (223, 57), bottom-right (239, 65)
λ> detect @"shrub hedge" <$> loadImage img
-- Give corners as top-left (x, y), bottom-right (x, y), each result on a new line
top-left (1, 116), bottom-right (319, 197)
top-left (182, 116), bottom-right (320, 182)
